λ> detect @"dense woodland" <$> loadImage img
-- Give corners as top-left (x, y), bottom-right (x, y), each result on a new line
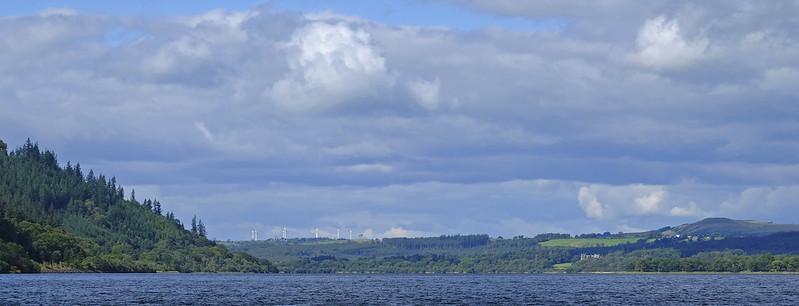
top-left (0, 139), bottom-right (277, 273)
top-left (228, 235), bottom-right (586, 273)
top-left (277, 248), bottom-right (573, 273)
top-left (227, 234), bottom-right (570, 263)
top-left (229, 230), bottom-right (799, 274)
top-left (570, 249), bottom-right (799, 273)
top-left (382, 234), bottom-right (491, 249)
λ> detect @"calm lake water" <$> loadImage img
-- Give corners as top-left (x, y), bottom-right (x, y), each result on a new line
top-left (2, 273), bottom-right (799, 305)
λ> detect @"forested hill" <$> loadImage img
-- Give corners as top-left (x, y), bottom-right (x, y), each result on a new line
top-left (0, 138), bottom-right (277, 273)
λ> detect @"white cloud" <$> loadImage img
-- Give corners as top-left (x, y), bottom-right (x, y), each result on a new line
top-left (269, 22), bottom-right (391, 111)
top-left (194, 121), bottom-right (214, 142)
top-left (760, 67), bottom-right (799, 95)
top-left (0, 11), bottom-right (100, 58)
top-left (634, 188), bottom-right (666, 214)
top-left (670, 201), bottom-right (703, 217)
top-left (382, 226), bottom-right (413, 238)
top-left (630, 16), bottom-right (708, 69)
top-left (719, 186), bottom-right (799, 218)
top-left (186, 9), bottom-right (255, 30)
top-left (142, 9), bottom-right (255, 76)
top-left (303, 11), bottom-right (369, 23)
top-left (184, 9), bottom-right (256, 45)
top-left (579, 184), bottom-right (670, 218)
top-left (145, 36), bottom-right (212, 74)
top-left (407, 78), bottom-right (441, 110)
top-left (578, 186), bottom-right (604, 219)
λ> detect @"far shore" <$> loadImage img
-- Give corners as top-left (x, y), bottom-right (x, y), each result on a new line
top-left (578, 271), bottom-right (799, 275)
top-left (11, 270), bottom-right (799, 275)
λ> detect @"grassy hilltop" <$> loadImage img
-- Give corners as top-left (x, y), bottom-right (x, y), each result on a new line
top-left (661, 217), bottom-right (799, 237)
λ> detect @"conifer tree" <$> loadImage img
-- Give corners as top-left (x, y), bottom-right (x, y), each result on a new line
top-left (198, 219), bottom-right (207, 237)
top-left (153, 200), bottom-right (162, 215)
top-left (74, 163), bottom-right (83, 180)
top-left (191, 215), bottom-right (198, 234)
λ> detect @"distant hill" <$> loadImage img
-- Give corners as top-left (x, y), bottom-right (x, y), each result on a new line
top-left (0, 138), bottom-right (277, 273)
top-left (223, 217), bottom-right (799, 274)
top-left (659, 217), bottom-right (799, 238)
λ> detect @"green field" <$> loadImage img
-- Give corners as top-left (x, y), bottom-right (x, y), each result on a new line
top-left (540, 237), bottom-right (642, 248)
top-left (552, 262), bottom-right (573, 270)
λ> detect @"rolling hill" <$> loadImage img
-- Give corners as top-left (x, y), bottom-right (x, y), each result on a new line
top-left (659, 217), bottom-right (799, 238)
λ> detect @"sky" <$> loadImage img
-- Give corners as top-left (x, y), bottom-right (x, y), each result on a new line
top-left (1, 1), bottom-right (799, 240)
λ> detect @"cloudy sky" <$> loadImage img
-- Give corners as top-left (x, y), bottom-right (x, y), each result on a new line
top-left (2, 1), bottom-right (798, 240)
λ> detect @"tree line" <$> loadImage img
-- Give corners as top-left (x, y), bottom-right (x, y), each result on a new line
top-left (570, 249), bottom-right (799, 273)
top-left (277, 248), bottom-right (572, 273)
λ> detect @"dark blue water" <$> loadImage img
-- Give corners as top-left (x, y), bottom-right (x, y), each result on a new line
top-left (2, 273), bottom-right (799, 305)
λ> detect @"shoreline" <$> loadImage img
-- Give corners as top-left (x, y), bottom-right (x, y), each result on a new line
top-left (578, 271), bottom-right (799, 275)
top-left (8, 271), bottom-right (799, 276)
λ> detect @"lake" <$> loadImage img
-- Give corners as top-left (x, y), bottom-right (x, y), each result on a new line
top-left (2, 273), bottom-right (799, 305)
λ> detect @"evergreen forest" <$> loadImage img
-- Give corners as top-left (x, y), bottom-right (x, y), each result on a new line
top-left (0, 138), bottom-right (277, 273)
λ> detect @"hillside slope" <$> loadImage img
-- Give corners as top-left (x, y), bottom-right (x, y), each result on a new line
top-left (0, 138), bottom-right (277, 273)
top-left (660, 217), bottom-right (799, 237)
